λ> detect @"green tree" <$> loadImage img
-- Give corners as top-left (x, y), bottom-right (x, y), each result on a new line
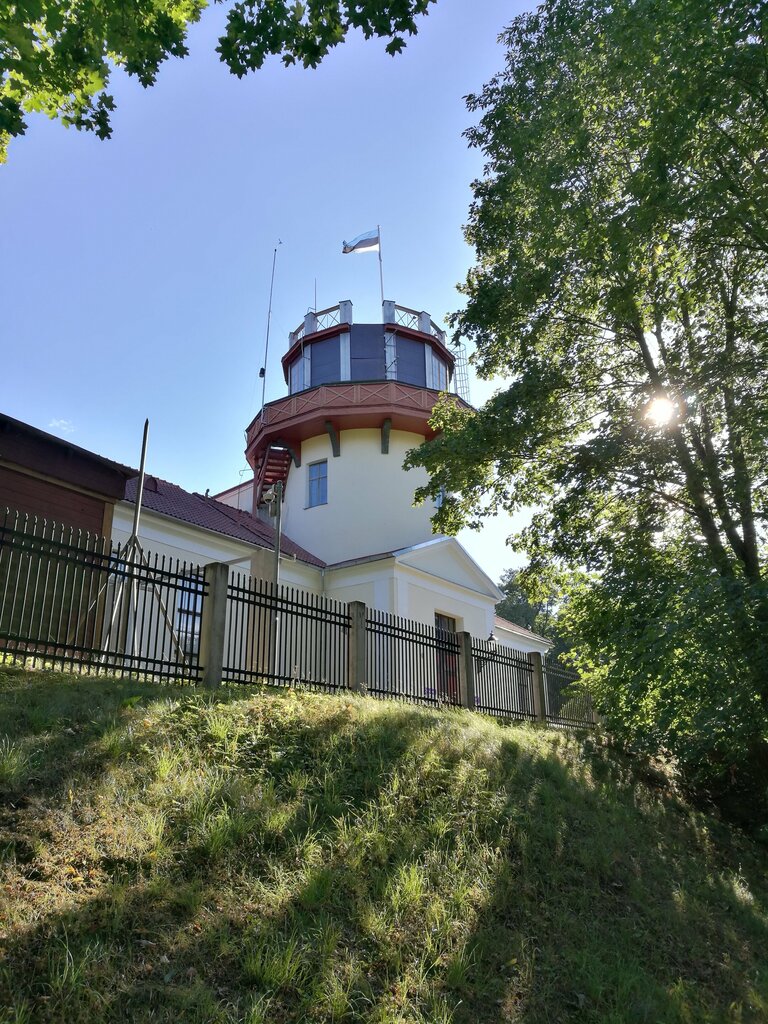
top-left (0, 0), bottom-right (436, 162)
top-left (496, 568), bottom-right (541, 632)
top-left (407, 0), bottom-right (768, 811)
top-left (495, 567), bottom-right (570, 656)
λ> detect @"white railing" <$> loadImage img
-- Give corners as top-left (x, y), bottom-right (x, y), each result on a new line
top-left (288, 301), bottom-right (447, 347)
top-left (316, 306), bottom-right (341, 331)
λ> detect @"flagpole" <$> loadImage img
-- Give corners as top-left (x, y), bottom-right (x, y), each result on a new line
top-left (377, 223), bottom-right (384, 309)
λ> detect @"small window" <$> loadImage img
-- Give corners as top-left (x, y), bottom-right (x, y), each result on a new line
top-left (176, 579), bottom-right (204, 655)
top-left (307, 461), bottom-right (328, 507)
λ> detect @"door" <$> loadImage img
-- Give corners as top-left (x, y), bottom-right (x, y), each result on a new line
top-left (435, 613), bottom-right (459, 703)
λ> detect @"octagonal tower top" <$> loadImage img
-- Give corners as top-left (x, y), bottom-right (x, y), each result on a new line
top-left (280, 300), bottom-right (470, 402)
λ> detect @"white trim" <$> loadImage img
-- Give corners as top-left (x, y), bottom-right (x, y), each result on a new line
top-left (385, 330), bottom-right (397, 380)
top-left (425, 345), bottom-right (435, 390)
top-left (340, 331), bottom-right (350, 381)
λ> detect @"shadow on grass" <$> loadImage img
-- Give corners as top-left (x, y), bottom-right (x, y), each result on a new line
top-left (0, 675), bottom-right (767, 1024)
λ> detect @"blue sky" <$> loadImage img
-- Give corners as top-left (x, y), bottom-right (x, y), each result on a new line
top-left (0, 0), bottom-right (529, 579)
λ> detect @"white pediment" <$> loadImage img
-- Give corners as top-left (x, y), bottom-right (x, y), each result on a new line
top-left (392, 537), bottom-right (504, 601)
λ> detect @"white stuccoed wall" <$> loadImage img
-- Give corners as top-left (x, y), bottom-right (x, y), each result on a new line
top-left (213, 480), bottom-right (254, 514)
top-left (111, 504), bottom-right (321, 590)
top-left (280, 428), bottom-right (438, 565)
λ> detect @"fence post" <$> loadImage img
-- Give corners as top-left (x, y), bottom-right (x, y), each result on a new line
top-left (348, 600), bottom-right (367, 693)
top-left (458, 632), bottom-right (476, 710)
top-left (199, 562), bottom-right (228, 688)
top-left (529, 652), bottom-right (547, 723)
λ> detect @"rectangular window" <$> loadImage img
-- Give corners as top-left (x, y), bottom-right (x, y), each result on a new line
top-left (395, 336), bottom-right (426, 387)
top-left (307, 460), bottom-right (328, 507)
top-left (310, 337), bottom-right (340, 387)
top-left (176, 579), bottom-right (204, 655)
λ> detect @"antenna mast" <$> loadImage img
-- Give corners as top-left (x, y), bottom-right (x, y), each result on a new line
top-left (259, 241), bottom-right (282, 411)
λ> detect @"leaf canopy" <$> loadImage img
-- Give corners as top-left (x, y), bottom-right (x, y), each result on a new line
top-left (0, 0), bottom-right (437, 160)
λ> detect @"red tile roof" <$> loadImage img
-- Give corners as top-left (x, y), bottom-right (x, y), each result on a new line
top-left (124, 477), bottom-right (325, 567)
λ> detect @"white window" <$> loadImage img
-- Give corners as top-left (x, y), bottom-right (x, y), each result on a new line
top-left (307, 460), bottom-right (328, 507)
top-left (385, 331), bottom-right (397, 379)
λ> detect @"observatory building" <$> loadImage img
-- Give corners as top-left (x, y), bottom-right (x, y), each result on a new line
top-left (242, 299), bottom-right (470, 564)
top-left (207, 298), bottom-right (533, 645)
top-left (112, 298), bottom-right (547, 650)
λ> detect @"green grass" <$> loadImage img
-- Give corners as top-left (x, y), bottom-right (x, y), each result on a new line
top-left (0, 666), bottom-right (766, 1023)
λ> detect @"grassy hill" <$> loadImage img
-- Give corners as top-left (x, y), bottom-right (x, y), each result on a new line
top-left (0, 667), bottom-right (766, 1024)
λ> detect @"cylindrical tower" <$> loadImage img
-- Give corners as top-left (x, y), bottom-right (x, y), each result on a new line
top-left (245, 300), bottom-right (471, 564)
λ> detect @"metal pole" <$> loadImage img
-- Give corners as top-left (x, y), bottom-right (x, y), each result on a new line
top-left (130, 418), bottom-right (149, 543)
top-left (273, 480), bottom-right (283, 585)
top-left (272, 480), bottom-right (283, 681)
top-left (123, 417), bottom-right (149, 666)
top-left (260, 243), bottom-right (281, 411)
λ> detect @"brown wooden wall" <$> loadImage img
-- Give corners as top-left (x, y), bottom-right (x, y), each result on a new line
top-left (0, 466), bottom-right (107, 535)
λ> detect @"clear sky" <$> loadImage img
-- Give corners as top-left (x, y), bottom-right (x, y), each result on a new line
top-left (0, 0), bottom-right (530, 579)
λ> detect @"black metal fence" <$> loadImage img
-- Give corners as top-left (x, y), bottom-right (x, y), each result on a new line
top-left (0, 510), bottom-right (205, 680)
top-left (543, 658), bottom-right (593, 727)
top-left (222, 573), bottom-right (350, 690)
top-left (0, 510), bottom-right (594, 729)
top-left (366, 608), bottom-right (462, 706)
top-left (472, 636), bottom-right (536, 720)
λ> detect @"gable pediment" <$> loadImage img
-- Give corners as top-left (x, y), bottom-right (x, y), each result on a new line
top-left (393, 537), bottom-right (503, 601)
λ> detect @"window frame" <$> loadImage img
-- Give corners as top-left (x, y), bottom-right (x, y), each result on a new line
top-left (307, 459), bottom-right (328, 508)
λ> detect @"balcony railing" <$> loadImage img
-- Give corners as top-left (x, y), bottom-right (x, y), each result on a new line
top-left (291, 304), bottom-right (343, 345)
top-left (288, 301), bottom-right (447, 348)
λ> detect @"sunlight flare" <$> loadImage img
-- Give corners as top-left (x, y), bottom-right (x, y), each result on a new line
top-left (645, 396), bottom-right (676, 427)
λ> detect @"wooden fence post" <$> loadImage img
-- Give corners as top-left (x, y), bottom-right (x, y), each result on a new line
top-left (348, 600), bottom-right (367, 693)
top-left (529, 651), bottom-right (547, 723)
top-left (458, 631), bottom-right (476, 710)
top-left (199, 562), bottom-right (228, 688)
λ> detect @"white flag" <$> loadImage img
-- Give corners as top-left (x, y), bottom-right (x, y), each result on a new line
top-left (342, 229), bottom-right (380, 254)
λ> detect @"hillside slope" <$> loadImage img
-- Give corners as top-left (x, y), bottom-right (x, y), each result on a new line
top-left (0, 668), bottom-right (766, 1023)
